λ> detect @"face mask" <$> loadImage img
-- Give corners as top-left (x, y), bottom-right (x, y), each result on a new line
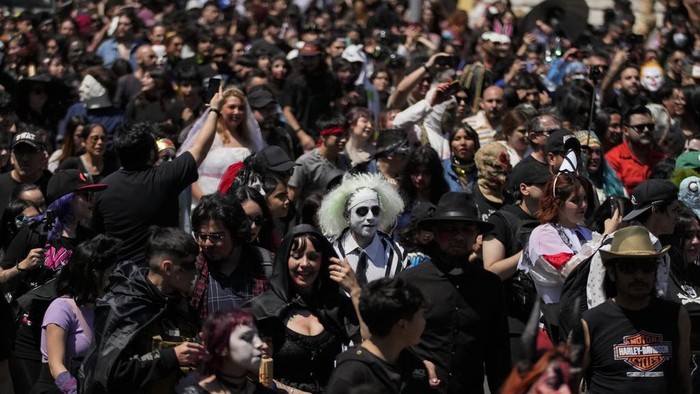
top-left (673, 33), bottom-right (688, 47)
top-left (347, 189), bottom-right (380, 239)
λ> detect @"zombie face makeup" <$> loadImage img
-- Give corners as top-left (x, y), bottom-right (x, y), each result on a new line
top-left (227, 324), bottom-right (264, 373)
top-left (347, 188), bottom-right (381, 239)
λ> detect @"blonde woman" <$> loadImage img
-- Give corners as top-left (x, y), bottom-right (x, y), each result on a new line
top-left (183, 86), bottom-right (265, 201)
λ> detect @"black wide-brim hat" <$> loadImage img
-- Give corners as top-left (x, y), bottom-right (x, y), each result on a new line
top-left (418, 192), bottom-right (494, 234)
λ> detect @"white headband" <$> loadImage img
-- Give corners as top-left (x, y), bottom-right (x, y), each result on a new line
top-left (347, 188), bottom-right (379, 211)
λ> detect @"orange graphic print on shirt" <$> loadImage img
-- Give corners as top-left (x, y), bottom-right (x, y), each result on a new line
top-left (613, 331), bottom-right (672, 374)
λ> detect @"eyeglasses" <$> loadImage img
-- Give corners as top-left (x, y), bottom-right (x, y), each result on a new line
top-left (194, 232), bottom-right (226, 244)
top-left (355, 206), bottom-right (380, 216)
top-left (88, 135), bottom-right (106, 143)
top-left (627, 123), bottom-right (655, 133)
top-left (248, 215), bottom-right (267, 226)
top-left (616, 260), bottom-right (657, 274)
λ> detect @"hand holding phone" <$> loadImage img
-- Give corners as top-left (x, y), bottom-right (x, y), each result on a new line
top-left (204, 78), bottom-right (222, 105)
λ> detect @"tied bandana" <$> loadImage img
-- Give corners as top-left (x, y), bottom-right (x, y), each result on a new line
top-left (348, 188), bottom-right (379, 211)
top-left (319, 127), bottom-right (345, 137)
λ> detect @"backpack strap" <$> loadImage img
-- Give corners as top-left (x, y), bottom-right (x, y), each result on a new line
top-left (253, 246), bottom-right (274, 279)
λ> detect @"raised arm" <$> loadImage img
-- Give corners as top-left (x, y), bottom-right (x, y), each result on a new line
top-left (187, 86), bottom-right (224, 166)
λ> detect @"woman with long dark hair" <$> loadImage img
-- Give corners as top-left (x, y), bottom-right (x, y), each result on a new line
top-left (49, 115), bottom-right (87, 172)
top-left (443, 124), bottom-right (480, 192)
top-left (249, 225), bottom-right (364, 394)
top-left (229, 186), bottom-right (275, 252)
top-left (30, 235), bottom-right (121, 394)
top-left (57, 123), bottom-right (117, 183)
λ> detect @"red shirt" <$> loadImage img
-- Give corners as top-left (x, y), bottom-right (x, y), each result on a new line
top-left (605, 141), bottom-right (665, 195)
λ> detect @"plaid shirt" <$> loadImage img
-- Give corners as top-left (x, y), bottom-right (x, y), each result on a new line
top-left (190, 246), bottom-right (269, 321)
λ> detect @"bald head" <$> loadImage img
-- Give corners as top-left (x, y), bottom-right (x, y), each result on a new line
top-left (136, 45), bottom-right (157, 71)
top-left (481, 86), bottom-right (505, 120)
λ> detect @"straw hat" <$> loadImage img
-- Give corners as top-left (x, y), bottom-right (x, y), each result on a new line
top-left (599, 226), bottom-right (670, 263)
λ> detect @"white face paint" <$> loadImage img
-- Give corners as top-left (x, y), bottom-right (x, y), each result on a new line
top-left (640, 64), bottom-right (664, 92)
top-left (348, 192), bottom-right (381, 239)
top-left (78, 74), bottom-right (107, 103)
top-left (228, 324), bottom-right (263, 373)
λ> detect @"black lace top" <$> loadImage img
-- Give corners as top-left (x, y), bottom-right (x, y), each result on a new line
top-left (274, 327), bottom-right (343, 394)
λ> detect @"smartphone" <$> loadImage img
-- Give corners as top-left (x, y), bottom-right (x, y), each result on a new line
top-left (204, 78), bottom-right (221, 104)
top-left (435, 55), bottom-right (457, 68)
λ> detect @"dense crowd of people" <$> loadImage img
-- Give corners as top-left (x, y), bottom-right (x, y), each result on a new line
top-left (3, 0), bottom-right (700, 393)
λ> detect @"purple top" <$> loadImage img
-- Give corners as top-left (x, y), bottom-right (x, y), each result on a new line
top-left (40, 297), bottom-right (95, 364)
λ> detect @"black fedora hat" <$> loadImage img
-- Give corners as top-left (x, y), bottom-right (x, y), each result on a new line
top-left (418, 192), bottom-right (494, 233)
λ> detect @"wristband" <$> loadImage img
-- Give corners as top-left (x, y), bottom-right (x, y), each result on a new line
top-left (423, 64), bottom-right (430, 72)
top-left (209, 108), bottom-right (221, 117)
top-left (55, 371), bottom-right (78, 394)
top-left (16, 262), bottom-right (27, 272)
top-left (294, 127), bottom-right (303, 133)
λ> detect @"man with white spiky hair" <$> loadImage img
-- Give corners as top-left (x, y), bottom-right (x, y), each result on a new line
top-left (318, 172), bottom-right (407, 286)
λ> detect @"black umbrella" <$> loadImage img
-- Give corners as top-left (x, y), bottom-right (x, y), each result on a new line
top-left (519, 0), bottom-right (590, 43)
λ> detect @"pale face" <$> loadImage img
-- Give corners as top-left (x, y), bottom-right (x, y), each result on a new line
top-left (78, 74), bottom-right (106, 103)
top-left (348, 197), bottom-right (381, 239)
top-left (221, 96), bottom-right (246, 130)
top-left (557, 188), bottom-right (587, 227)
top-left (640, 65), bottom-right (664, 92)
top-left (227, 324), bottom-right (264, 373)
top-left (241, 199), bottom-right (264, 242)
top-left (288, 236), bottom-right (322, 293)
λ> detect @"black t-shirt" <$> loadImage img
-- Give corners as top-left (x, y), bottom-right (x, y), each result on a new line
top-left (91, 152), bottom-right (198, 262)
top-left (326, 346), bottom-right (430, 394)
top-left (472, 186), bottom-right (503, 222)
top-left (583, 298), bottom-right (680, 393)
top-left (486, 204), bottom-right (535, 257)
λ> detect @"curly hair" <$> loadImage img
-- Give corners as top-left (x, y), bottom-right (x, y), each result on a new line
top-left (318, 172), bottom-right (404, 238)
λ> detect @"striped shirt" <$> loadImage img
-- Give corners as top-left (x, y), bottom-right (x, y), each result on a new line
top-left (332, 228), bottom-right (407, 285)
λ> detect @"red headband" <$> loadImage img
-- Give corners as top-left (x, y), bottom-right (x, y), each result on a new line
top-left (319, 127), bottom-right (345, 137)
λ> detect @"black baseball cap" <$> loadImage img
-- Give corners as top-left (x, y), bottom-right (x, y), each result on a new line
top-left (545, 129), bottom-right (578, 155)
top-left (509, 158), bottom-right (551, 189)
top-left (47, 170), bottom-right (107, 205)
top-left (257, 146), bottom-right (296, 172)
top-left (248, 89), bottom-right (277, 109)
top-left (12, 131), bottom-right (44, 151)
top-left (623, 179), bottom-right (679, 221)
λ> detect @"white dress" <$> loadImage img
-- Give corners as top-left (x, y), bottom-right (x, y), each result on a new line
top-left (197, 146), bottom-right (252, 196)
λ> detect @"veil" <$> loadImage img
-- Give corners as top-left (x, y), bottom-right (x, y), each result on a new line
top-left (177, 102), bottom-right (266, 156)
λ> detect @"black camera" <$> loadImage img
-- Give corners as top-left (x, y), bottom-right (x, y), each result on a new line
top-left (589, 65), bottom-right (605, 81)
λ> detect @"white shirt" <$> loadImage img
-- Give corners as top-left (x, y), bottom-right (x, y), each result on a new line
top-left (333, 229), bottom-right (406, 284)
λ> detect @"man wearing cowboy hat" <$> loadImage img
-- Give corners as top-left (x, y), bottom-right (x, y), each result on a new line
top-left (397, 191), bottom-right (510, 393)
top-left (582, 226), bottom-right (691, 393)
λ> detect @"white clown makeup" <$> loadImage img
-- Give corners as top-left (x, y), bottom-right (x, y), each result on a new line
top-left (640, 62), bottom-right (664, 92)
top-left (347, 188), bottom-right (381, 239)
top-left (228, 324), bottom-right (264, 373)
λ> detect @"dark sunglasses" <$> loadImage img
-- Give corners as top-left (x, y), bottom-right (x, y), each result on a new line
top-left (627, 123), bottom-right (655, 133)
top-left (248, 215), bottom-right (267, 226)
top-left (355, 206), bottom-right (380, 216)
top-left (616, 260), bottom-right (657, 274)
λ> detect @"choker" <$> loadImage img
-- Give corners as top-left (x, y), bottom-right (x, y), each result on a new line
top-left (452, 158), bottom-right (475, 177)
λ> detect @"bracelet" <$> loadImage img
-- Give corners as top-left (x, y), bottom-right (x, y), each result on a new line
top-left (423, 64), bottom-right (430, 72)
top-left (293, 127), bottom-right (303, 133)
top-left (16, 262), bottom-right (27, 272)
top-left (209, 108), bottom-right (221, 117)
